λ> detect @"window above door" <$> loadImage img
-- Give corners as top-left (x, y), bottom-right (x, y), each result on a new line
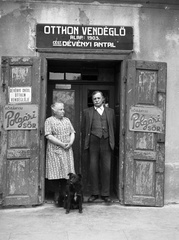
top-left (48, 60), bottom-right (116, 82)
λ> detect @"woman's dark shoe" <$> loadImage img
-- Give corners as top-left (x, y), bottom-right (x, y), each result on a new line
top-left (101, 196), bottom-right (111, 203)
top-left (88, 195), bottom-right (99, 202)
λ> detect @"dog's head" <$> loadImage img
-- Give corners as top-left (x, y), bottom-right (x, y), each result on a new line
top-left (68, 173), bottom-right (82, 185)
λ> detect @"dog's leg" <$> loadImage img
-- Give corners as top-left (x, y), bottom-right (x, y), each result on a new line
top-left (78, 195), bottom-right (83, 213)
top-left (66, 195), bottom-right (71, 214)
top-left (66, 193), bottom-right (73, 214)
top-left (64, 194), bottom-right (67, 209)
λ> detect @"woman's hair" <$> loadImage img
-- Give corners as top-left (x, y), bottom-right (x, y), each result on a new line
top-left (51, 102), bottom-right (64, 114)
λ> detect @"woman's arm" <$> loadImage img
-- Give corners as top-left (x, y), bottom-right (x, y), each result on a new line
top-left (69, 132), bottom-right (75, 145)
top-left (65, 132), bottom-right (75, 149)
top-left (46, 134), bottom-right (68, 149)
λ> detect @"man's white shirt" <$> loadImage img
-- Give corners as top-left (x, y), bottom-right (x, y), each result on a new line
top-left (94, 105), bottom-right (104, 116)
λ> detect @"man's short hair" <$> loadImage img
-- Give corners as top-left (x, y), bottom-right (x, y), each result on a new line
top-left (92, 91), bottom-right (104, 98)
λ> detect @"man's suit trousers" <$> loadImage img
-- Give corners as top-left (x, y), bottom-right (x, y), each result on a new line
top-left (89, 134), bottom-right (111, 196)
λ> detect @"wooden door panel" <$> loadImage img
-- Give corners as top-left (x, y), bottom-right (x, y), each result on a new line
top-left (11, 66), bottom-right (32, 86)
top-left (124, 60), bottom-right (167, 206)
top-left (6, 159), bottom-right (30, 204)
top-left (1, 57), bottom-right (41, 206)
top-left (136, 70), bottom-right (157, 104)
top-left (8, 131), bottom-right (28, 147)
top-left (135, 132), bottom-right (154, 150)
top-left (134, 160), bottom-right (155, 196)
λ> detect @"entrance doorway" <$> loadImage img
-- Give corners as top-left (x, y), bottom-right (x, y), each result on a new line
top-left (0, 56), bottom-right (166, 207)
top-left (45, 59), bottom-right (121, 202)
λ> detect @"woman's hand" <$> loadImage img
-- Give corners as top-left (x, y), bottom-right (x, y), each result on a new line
top-left (61, 143), bottom-right (69, 149)
top-left (46, 134), bottom-right (74, 149)
top-left (63, 143), bottom-right (72, 149)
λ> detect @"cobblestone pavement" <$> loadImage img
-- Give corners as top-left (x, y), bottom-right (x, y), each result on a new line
top-left (0, 203), bottom-right (179, 240)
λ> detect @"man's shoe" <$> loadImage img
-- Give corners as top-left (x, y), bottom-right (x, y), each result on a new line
top-left (101, 196), bottom-right (111, 203)
top-left (88, 195), bottom-right (99, 202)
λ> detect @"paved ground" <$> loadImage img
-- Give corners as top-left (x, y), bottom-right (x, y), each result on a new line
top-left (0, 202), bottom-right (179, 240)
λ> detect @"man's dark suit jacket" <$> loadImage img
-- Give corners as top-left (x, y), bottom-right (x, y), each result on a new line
top-left (82, 106), bottom-right (116, 150)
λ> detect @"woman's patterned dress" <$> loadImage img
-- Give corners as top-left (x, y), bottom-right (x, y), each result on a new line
top-left (45, 116), bottom-right (75, 179)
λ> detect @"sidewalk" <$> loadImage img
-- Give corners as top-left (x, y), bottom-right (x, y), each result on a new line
top-left (0, 202), bottom-right (179, 240)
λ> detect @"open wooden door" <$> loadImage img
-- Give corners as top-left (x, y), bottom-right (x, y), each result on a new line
top-left (1, 57), bottom-right (41, 206)
top-left (124, 60), bottom-right (167, 206)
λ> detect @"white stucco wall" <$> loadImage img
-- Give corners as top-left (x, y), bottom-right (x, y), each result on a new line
top-left (0, 1), bottom-right (179, 204)
top-left (134, 7), bottom-right (179, 203)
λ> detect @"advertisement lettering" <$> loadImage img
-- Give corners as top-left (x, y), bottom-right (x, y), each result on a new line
top-left (4, 105), bottom-right (38, 130)
top-left (129, 106), bottom-right (164, 133)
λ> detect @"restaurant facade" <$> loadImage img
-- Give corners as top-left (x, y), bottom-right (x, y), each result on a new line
top-left (0, 0), bottom-right (179, 207)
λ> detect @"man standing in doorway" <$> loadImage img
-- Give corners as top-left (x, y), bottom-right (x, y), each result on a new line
top-left (83, 91), bottom-right (116, 203)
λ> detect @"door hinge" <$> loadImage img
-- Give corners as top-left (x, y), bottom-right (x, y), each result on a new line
top-left (41, 76), bottom-right (44, 81)
top-left (2, 83), bottom-right (6, 92)
top-left (40, 128), bottom-right (44, 135)
top-left (2, 61), bottom-right (7, 92)
top-left (157, 133), bottom-right (165, 143)
top-left (123, 76), bottom-right (127, 83)
top-left (122, 128), bottom-right (125, 136)
top-left (38, 182), bottom-right (42, 190)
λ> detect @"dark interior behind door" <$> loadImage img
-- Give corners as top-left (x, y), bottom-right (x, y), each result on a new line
top-left (45, 60), bottom-right (119, 201)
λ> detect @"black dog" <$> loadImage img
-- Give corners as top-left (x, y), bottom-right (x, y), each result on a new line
top-left (64, 173), bottom-right (83, 214)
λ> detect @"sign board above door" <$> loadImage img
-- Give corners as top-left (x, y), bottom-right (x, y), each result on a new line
top-left (36, 24), bottom-right (133, 50)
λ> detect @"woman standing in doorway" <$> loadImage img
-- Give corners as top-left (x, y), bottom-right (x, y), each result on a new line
top-left (45, 102), bottom-right (75, 206)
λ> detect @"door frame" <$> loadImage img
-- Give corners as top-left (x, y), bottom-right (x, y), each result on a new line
top-left (39, 51), bottom-right (132, 204)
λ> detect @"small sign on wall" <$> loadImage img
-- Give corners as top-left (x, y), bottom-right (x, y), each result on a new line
top-left (3, 105), bottom-right (38, 130)
top-left (55, 84), bottom-right (71, 89)
top-left (8, 87), bottom-right (32, 103)
top-left (129, 106), bottom-right (164, 133)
